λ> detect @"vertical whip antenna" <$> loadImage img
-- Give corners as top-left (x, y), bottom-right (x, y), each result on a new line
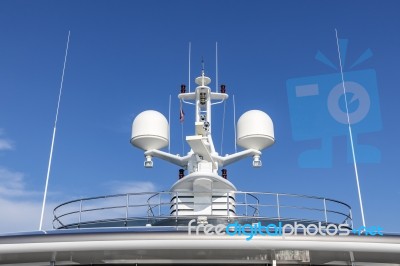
top-left (188, 42), bottom-right (191, 93)
top-left (215, 42), bottom-right (218, 92)
top-left (335, 28), bottom-right (366, 228)
top-left (39, 30), bottom-right (71, 231)
top-left (233, 94), bottom-right (237, 153)
top-left (168, 94), bottom-right (171, 153)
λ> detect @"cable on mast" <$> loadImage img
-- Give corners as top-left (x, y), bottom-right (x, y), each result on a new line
top-left (181, 122), bottom-right (185, 156)
top-left (39, 30), bottom-right (71, 231)
top-left (179, 99), bottom-right (185, 155)
top-left (168, 94), bottom-right (171, 153)
top-left (216, 42), bottom-right (218, 92)
top-left (335, 28), bottom-right (366, 228)
top-left (233, 94), bottom-right (237, 153)
top-left (220, 99), bottom-right (227, 155)
top-left (188, 42), bottom-right (191, 93)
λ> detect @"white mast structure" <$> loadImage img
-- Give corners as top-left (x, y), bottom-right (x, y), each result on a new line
top-left (131, 68), bottom-right (275, 218)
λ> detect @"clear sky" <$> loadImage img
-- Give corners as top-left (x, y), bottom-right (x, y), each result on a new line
top-left (0, 0), bottom-right (399, 233)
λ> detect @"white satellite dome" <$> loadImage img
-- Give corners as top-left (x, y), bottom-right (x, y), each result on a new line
top-left (131, 110), bottom-right (169, 151)
top-left (237, 110), bottom-right (275, 150)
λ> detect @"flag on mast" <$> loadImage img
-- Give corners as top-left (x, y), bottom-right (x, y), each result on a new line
top-left (179, 100), bottom-right (185, 123)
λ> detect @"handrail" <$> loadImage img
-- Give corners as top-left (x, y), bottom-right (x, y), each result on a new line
top-left (53, 191), bottom-right (353, 230)
top-left (146, 192), bottom-right (159, 217)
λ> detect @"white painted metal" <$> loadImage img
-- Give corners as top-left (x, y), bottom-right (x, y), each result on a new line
top-left (131, 110), bottom-right (169, 151)
top-left (2, 234), bottom-right (400, 255)
top-left (237, 110), bottom-right (275, 150)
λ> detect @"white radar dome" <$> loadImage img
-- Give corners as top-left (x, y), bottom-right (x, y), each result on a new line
top-left (131, 110), bottom-right (169, 151)
top-left (237, 110), bottom-right (275, 150)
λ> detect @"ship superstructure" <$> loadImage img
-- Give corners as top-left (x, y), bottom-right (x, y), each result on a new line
top-left (130, 69), bottom-right (273, 222)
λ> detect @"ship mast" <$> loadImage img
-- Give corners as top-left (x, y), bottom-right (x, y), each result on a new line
top-left (130, 66), bottom-right (275, 177)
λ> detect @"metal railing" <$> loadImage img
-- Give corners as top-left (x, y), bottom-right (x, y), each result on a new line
top-left (53, 191), bottom-right (353, 229)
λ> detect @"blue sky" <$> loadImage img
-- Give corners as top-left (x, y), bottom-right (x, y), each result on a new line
top-left (0, 1), bottom-right (399, 233)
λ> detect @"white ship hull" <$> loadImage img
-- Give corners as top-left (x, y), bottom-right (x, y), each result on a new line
top-left (1, 229), bottom-right (400, 265)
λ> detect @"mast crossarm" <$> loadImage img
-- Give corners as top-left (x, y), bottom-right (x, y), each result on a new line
top-left (144, 149), bottom-right (191, 167)
top-left (212, 149), bottom-right (261, 168)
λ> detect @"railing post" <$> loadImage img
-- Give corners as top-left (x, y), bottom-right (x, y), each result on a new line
top-left (323, 198), bottom-right (328, 224)
top-left (176, 192), bottom-right (179, 219)
top-left (226, 193), bottom-right (230, 217)
top-left (156, 192), bottom-right (159, 216)
top-left (244, 193), bottom-right (248, 216)
top-left (349, 208), bottom-right (353, 229)
top-left (78, 200), bottom-right (82, 228)
top-left (125, 194), bottom-right (129, 226)
top-left (276, 194), bottom-right (280, 220)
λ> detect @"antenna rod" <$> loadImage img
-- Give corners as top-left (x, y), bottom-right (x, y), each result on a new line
top-left (39, 31), bottom-right (71, 231)
top-left (233, 94), bottom-right (237, 153)
top-left (215, 42), bottom-right (218, 92)
top-left (188, 42), bottom-right (191, 93)
top-left (335, 29), bottom-right (366, 228)
top-left (168, 94), bottom-right (171, 153)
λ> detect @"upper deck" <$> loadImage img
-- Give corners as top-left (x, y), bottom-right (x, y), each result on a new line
top-left (53, 190), bottom-right (352, 230)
